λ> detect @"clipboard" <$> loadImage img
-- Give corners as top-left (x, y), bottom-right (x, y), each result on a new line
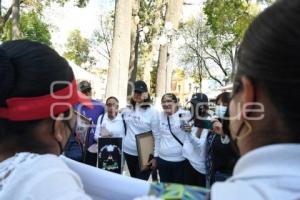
top-left (74, 111), bottom-right (92, 162)
top-left (135, 131), bottom-right (154, 172)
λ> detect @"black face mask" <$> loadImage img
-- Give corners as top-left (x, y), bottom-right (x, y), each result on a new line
top-left (52, 118), bottom-right (76, 155)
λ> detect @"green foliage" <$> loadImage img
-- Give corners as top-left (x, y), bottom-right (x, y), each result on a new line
top-left (63, 29), bottom-right (92, 67)
top-left (150, 61), bottom-right (158, 95)
top-left (179, 18), bottom-right (209, 85)
top-left (204, 0), bottom-right (256, 49)
top-left (45, 0), bottom-right (89, 7)
top-left (1, 11), bottom-right (51, 46)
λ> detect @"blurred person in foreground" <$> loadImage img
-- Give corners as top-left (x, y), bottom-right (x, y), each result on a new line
top-left (0, 40), bottom-right (91, 199)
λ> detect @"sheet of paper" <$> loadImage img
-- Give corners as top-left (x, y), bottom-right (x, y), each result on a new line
top-left (61, 156), bottom-right (150, 200)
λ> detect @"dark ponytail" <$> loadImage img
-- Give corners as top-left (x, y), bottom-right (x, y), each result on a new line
top-left (0, 48), bottom-right (15, 107)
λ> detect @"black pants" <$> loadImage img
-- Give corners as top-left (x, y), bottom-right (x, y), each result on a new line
top-left (183, 160), bottom-right (206, 187)
top-left (124, 153), bottom-right (151, 180)
top-left (157, 157), bottom-right (185, 184)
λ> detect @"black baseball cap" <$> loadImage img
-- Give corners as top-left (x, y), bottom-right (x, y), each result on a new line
top-left (190, 93), bottom-right (208, 104)
top-left (134, 80), bottom-right (148, 93)
top-left (78, 80), bottom-right (91, 92)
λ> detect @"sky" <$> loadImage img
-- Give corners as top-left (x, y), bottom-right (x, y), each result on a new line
top-left (44, 0), bottom-right (202, 55)
top-left (44, 0), bottom-right (115, 55)
top-left (2, 0), bottom-right (203, 67)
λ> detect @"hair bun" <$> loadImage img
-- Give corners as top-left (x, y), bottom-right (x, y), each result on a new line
top-left (0, 48), bottom-right (15, 106)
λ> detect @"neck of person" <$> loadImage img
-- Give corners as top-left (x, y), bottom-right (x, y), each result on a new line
top-left (107, 112), bottom-right (117, 120)
top-left (167, 107), bottom-right (178, 116)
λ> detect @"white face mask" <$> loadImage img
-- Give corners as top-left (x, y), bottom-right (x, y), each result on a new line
top-left (215, 105), bottom-right (227, 118)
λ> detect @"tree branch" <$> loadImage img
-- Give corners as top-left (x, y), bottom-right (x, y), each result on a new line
top-left (201, 58), bottom-right (223, 86)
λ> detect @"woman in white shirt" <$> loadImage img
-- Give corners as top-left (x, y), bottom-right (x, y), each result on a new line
top-left (94, 96), bottom-right (126, 140)
top-left (122, 80), bottom-right (160, 180)
top-left (182, 93), bottom-right (210, 187)
top-left (157, 93), bottom-right (189, 184)
top-left (0, 40), bottom-right (90, 199)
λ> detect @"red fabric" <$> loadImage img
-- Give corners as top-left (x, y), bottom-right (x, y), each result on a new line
top-left (0, 80), bottom-right (93, 121)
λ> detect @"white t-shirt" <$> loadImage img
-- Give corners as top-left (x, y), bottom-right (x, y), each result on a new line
top-left (182, 127), bottom-right (208, 174)
top-left (122, 105), bottom-right (160, 157)
top-left (0, 153), bottom-right (90, 200)
top-left (211, 144), bottom-right (300, 200)
top-left (94, 113), bottom-right (126, 141)
top-left (158, 109), bottom-right (190, 162)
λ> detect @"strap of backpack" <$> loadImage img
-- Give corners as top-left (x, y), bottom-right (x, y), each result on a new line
top-left (121, 113), bottom-right (127, 135)
top-left (100, 113), bottom-right (105, 125)
top-left (167, 116), bottom-right (183, 146)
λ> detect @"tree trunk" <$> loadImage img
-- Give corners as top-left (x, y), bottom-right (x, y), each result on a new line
top-left (106, 0), bottom-right (132, 108)
top-left (155, 45), bottom-right (168, 102)
top-left (155, 0), bottom-right (183, 104)
top-left (143, 47), bottom-right (156, 89)
top-left (127, 0), bottom-right (140, 97)
top-left (12, 0), bottom-right (21, 40)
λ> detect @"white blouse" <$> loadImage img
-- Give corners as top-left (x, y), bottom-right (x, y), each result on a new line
top-left (0, 153), bottom-right (90, 200)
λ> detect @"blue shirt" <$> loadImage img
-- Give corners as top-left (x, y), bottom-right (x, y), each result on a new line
top-left (74, 99), bottom-right (105, 146)
top-left (64, 99), bottom-right (104, 161)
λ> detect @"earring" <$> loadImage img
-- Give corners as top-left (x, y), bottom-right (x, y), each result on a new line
top-left (236, 120), bottom-right (252, 141)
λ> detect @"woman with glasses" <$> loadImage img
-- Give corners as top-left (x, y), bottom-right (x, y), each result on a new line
top-left (95, 96), bottom-right (126, 140)
top-left (157, 93), bottom-right (189, 184)
top-left (0, 40), bottom-right (91, 199)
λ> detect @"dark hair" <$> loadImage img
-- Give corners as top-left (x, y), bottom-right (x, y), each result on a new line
top-left (130, 92), bottom-right (152, 110)
top-left (161, 93), bottom-right (178, 103)
top-left (0, 40), bottom-right (74, 153)
top-left (106, 96), bottom-right (119, 104)
top-left (215, 92), bottom-right (231, 106)
top-left (79, 80), bottom-right (92, 94)
top-left (234, 0), bottom-right (300, 140)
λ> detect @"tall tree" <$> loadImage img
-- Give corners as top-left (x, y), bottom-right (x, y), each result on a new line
top-left (204, 0), bottom-right (257, 76)
top-left (12, 0), bottom-right (21, 39)
top-left (155, 0), bottom-right (183, 103)
top-left (0, 0), bottom-right (89, 33)
top-left (92, 13), bottom-right (114, 62)
top-left (63, 29), bottom-right (92, 69)
top-left (138, 0), bottom-right (165, 92)
top-left (127, 0), bottom-right (140, 96)
top-left (105, 0), bottom-right (132, 107)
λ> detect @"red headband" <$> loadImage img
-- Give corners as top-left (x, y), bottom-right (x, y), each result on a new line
top-left (0, 80), bottom-right (93, 121)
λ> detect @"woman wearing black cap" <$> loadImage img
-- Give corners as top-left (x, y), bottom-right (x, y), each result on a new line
top-left (182, 93), bottom-right (211, 187)
top-left (122, 80), bottom-right (160, 180)
top-left (0, 40), bottom-right (91, 199)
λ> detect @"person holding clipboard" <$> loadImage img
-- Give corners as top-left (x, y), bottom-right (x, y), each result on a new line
top-left (122, 80), bottom-right (160, 180)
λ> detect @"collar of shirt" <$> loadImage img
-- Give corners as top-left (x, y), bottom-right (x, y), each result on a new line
top-left (228, 144), bottom-right (300, 181)
top-left (105, 113), bottom-right (122, 122)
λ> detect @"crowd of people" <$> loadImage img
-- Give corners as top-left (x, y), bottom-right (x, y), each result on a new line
top-left (64, 78), bottom-right (238, 189)
top-left (1, 0), bottom-right (300, 199)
